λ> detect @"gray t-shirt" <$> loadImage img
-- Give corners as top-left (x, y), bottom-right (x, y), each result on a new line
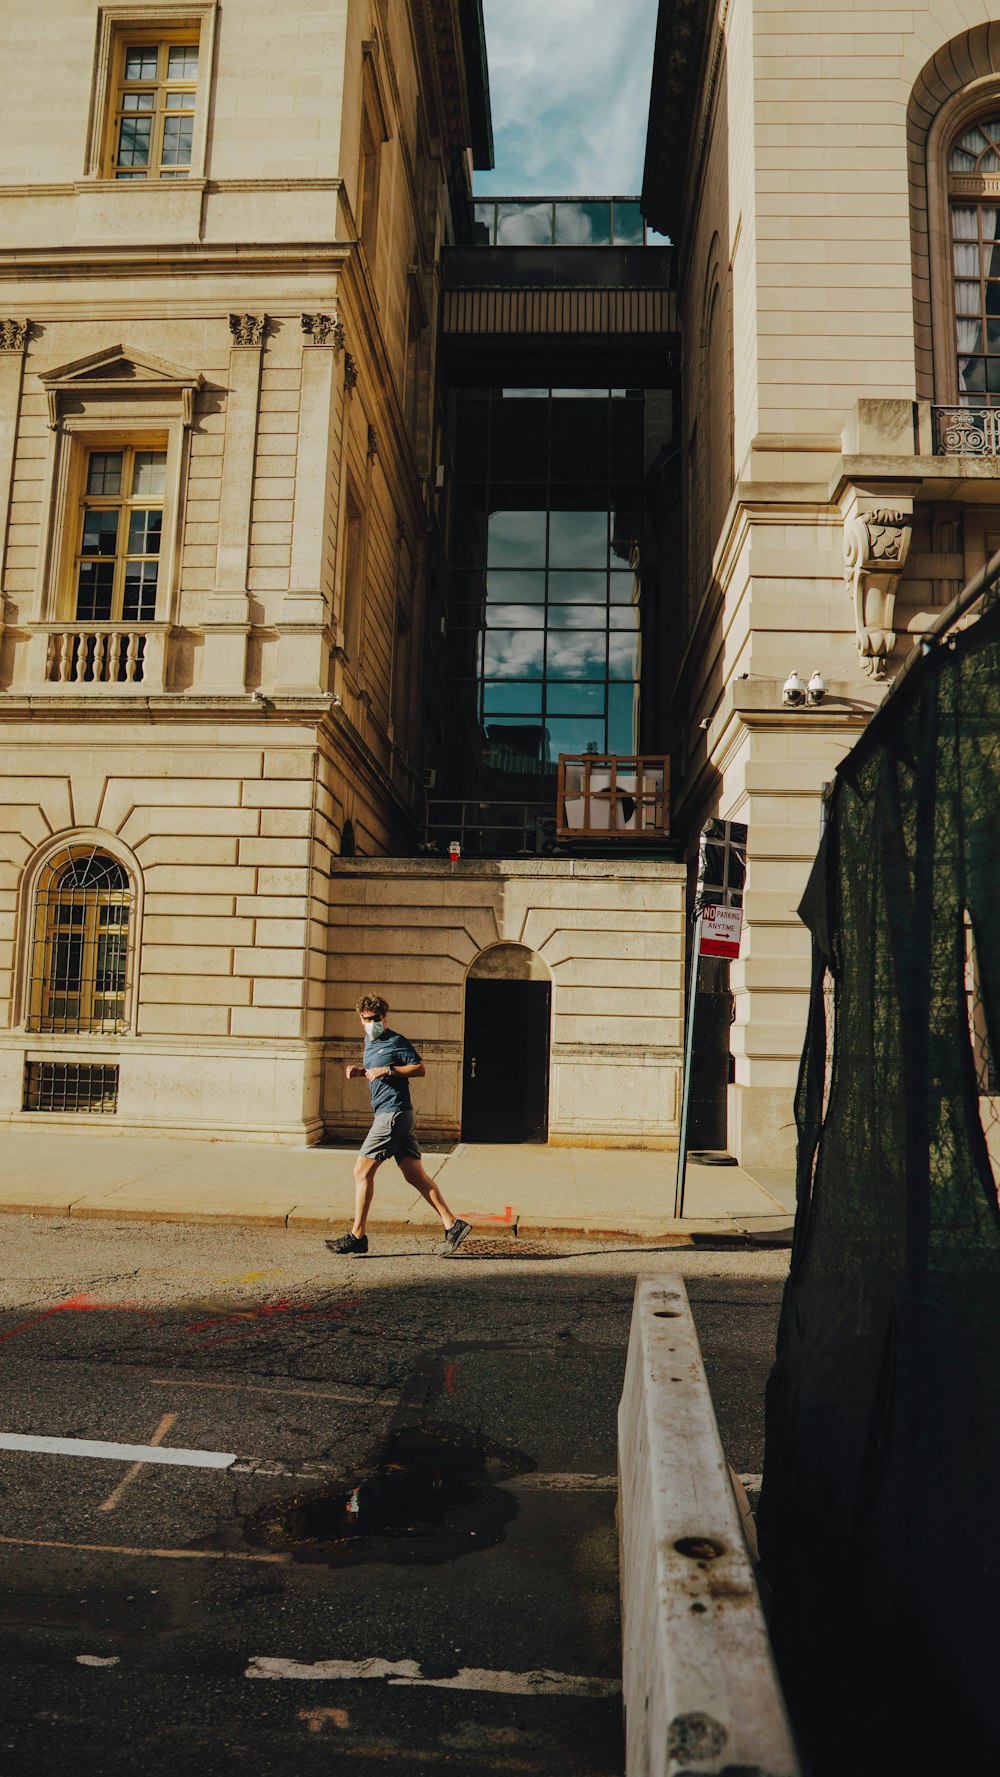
top-left (363, 1028), bottom-right (421, 1115)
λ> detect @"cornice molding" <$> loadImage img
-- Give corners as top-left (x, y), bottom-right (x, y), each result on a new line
top-left (642, 0), bottom-right (715, 243)
top-left (411, 0), bottom-right (473, 154)
top-left (0, 243), bottom-right (352, 281)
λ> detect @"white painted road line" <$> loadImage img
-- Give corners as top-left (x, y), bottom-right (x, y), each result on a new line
top-left (0, 1433), bottom-right (235, 1470)
top-left (245, 1657), bottom-right (620, 1698)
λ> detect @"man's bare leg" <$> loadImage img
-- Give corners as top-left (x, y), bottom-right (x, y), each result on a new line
top-left (352, 1154), bottom-right (382, 1238)
top-left (398, 1156), bottom-right (457, 1230)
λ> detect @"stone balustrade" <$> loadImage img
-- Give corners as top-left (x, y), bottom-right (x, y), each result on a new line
top-left (26, 624), bottom-right (168, 692)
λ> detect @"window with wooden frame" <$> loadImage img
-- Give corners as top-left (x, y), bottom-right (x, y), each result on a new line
top-left (107, 30), bottom-right (200, 180)
top-left (949, 113), bottom-right (1000, 407)
top-left (26, 848), bottom-right (133, 1035)
top-left (73, 443), bottom-right (167, 624)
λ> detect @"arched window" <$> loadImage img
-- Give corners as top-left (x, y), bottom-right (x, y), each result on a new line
top-left (948, 115), bottom-right (1000, 406)
top-left (27, 847), bottom-right (132, 1034)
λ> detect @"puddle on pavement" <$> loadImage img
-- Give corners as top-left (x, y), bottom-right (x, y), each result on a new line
top-left (241, 1420), bottom-right (535, 1566)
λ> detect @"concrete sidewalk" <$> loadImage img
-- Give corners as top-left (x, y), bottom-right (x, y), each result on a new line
top-left (0, 1128), bottom-right (796, 1242)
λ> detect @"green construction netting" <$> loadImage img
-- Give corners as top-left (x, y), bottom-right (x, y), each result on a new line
top-left (758, 598), bottom-right (1000, 1775)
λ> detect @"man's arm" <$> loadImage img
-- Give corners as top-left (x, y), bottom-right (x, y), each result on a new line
top-left (365, 1060), bottom-right (426, 1081)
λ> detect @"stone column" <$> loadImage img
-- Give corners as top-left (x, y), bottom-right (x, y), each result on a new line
top-left (277, 312), bottom-right (344, 692)
top-left (204, 313), bottom-right (266, 692)
top-left (0, 320), bottom-right (29, 657)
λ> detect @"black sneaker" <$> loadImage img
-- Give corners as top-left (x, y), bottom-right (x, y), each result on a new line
top-left (326, 1231), bottom-right (368, 1256)
top-left (442, 1218), bottom-right (472, 1257)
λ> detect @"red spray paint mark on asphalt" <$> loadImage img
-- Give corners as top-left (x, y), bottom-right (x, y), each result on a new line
top-left (444, 1362), bottom-right (457, 1396)
top-left (464, 1206), bottom-right (515, 1225)
top-left (0, 1293), bottom-right (110, 1344)
top-left (0, 1293), bottom-right (154, 1342)
top-left (0, 1293), bottom-right (364, 1350)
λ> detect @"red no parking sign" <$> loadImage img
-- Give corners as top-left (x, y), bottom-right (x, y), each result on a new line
top-left (698, 902), bottom-right (743, 959)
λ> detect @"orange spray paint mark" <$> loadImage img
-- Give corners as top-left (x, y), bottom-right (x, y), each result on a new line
top-left (299, 1707), bottom-right (349, 1734)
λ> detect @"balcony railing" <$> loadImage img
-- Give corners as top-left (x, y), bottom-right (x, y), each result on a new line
top-left (33, 624), bottom-right (165, 690)
top-left (556, 754), bottom-right (670, 840)
top-left (932, 406), bottom-right (1000, 455)
top-left (423, 799), bottom-right (556, 858)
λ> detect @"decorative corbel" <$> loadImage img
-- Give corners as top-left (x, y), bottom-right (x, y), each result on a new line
top-left (301, 311), bottom-right (346, 350)
top-left (843, 506), bottom-right (912, 677)
top-left (343, 352), bottom-right (358, 392)
top-left (229, 313), bottom-right (267, 348)
top-left (0, 319), bottom-right (29, 352)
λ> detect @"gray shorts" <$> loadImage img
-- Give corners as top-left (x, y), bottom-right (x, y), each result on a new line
top-left (358, 1104), bottom-right (421, 1164)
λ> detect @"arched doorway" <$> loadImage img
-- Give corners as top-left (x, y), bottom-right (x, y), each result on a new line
top-left (462, 944), bottom-right (551, 1142)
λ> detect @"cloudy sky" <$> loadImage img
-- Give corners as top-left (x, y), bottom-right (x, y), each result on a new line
top-left (474, 0), bottom-right (658, 196)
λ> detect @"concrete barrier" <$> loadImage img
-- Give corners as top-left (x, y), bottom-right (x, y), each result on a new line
top-left (617, 1275), bottom-right (801, 1777)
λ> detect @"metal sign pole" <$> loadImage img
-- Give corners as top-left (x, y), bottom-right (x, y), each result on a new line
top-left (674, 915), bottom-right (702, 1219)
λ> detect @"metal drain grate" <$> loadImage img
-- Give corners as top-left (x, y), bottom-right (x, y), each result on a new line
top-left (24, 1060), bottom-right (119, 1114)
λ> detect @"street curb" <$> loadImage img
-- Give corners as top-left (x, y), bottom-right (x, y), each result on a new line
top-left (0, 1198), bottom-right (787, 1245)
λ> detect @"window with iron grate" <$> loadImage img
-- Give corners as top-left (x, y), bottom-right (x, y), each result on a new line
top-left (23, 1061), bottom-right (120, 1115)
top-left (27, 848), bottom-right (133, 1035)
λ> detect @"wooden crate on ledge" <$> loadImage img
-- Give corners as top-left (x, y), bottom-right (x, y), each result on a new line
top-left (556, 755), bottom-right (670, 840)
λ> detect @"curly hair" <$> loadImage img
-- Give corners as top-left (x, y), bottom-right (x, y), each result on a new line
top-left (355, 992), bottom-right (389, 1019)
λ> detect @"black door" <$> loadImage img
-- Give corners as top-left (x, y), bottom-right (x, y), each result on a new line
top-left (462, 979), bottom-right (551, 1143)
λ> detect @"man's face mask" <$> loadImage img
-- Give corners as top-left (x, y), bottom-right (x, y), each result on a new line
top-left (363, 1018), bottom-right (385, 1039)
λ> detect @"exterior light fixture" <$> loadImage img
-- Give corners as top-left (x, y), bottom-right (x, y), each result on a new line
top-left (782, 670), bottom-right (806, 707)
top-left (806, 670), bottom-right (827, 705)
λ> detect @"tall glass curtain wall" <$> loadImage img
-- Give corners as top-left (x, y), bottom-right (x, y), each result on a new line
top-left (447, 390), bottom-right (647, 796)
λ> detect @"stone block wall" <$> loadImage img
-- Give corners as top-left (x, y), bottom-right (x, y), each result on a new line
top-left (324, 859), bottom-right (686, 1148)
top-left (0, 718), bottom-right (331, 1141)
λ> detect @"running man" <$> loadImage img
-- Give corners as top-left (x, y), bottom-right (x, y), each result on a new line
top-left (327, 993), bottom-right (472, 1258)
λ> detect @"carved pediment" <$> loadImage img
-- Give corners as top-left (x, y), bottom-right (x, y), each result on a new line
top-left (39, 344), bottom-right (204, 426)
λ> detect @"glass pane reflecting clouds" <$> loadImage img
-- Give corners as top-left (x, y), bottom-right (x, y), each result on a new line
top-left (612, 201), bottom-right (644, 244)
top-left (546, 716), bottom-right (605, 756)
top-left (486, 604), bottom-right (545, 628)
top-left (484, 631), bottom-right (544, 678)
top-left (609, 632), bottom-right (641, 679)
top-left (496, 202), bottom-right (552, 245)
top-left (546, 632), bottom-right (607, 678)
top-left (547, 571), bottom-right (609, 602)
top-left (483, 681), bottom-right (543, 715)
top-left (488, 510), bottom-right (547, 566)
top-left (610, 571), bottom-right (639, 603)
top-left (447, 385), bottom-right (649, 776)
top-left (553, 201), bottom-right (611, 245)
top-left (548, 604), bottom-right (608, 629)
top-left (486, 569), bottom-right (546, 602)
top-left (548, 509), bottom-right (608, 567)
top-left (609, 605), bottom-right (640, 629)
top-left (546, 682), bottom-right (605, 715)
top-left (608, 684), bottom-right (640, 753)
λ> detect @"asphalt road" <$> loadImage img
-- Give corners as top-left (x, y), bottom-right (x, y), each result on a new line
top-left (0, 1218), bottom-right (788, 1777)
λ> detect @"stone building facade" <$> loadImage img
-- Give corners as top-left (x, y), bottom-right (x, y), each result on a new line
top-left (0, 0), bottom-right (492, 1140)
top-left (0, 4), bottom-right (687, 1156)
top-left (644, 0), bottom-right (1000, 1168)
